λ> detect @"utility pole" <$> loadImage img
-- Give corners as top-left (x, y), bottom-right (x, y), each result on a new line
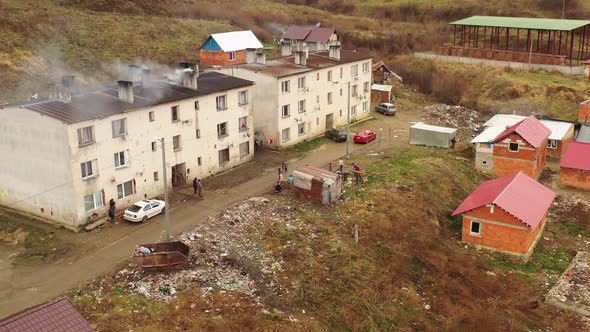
top-left (346, 81), bottom-right (351, 159)
top-left (562, 0), bottom-right (566, 19)
top-left (157, 137), bottom-right (172, 242)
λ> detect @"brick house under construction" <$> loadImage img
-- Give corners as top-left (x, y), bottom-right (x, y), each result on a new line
top-left (560, 141), bottom-right (590, 191)
top-left (579, 99), bottom-right (590, 124)
top-left (452, 172), bottom-right (556, 261)
top-left (491, 116), bottom-right (550, 179)
top-left (199, 31), bottom-right (264, 67)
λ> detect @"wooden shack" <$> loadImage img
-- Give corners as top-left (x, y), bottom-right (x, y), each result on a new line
top-left (292, 166), bottom-right (342, 204)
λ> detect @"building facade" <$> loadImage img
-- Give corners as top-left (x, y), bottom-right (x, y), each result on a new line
top-left (491, 116), bottom-right (550, 179)
top-left (0, 70), bottom-right (254, 230)
top-left (215, 49), bottom-right (372, 148)
top-left (281, 25), bottom-right (340, 52)
top-left (560, 141), bottom-right (590, 190)
top-left (452, 172), bottom-right (555, 261)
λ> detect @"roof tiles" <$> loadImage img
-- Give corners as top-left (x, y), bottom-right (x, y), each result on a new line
top-left (492, 115), bottom-right (551, 148)
top-left (560, 142), bottom-right (590, 171)
top-left (452, 172), bottom-right (556, 228)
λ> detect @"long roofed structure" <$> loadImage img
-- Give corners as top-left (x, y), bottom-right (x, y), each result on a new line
top-left (443, 16), bottom-right (590, 65)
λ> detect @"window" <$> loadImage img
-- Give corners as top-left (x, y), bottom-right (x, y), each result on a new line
top-left (316, 72), bottom-right (320, 80)
top-left (363, 101), bottom-right (368, 112)
top-left (363, 81), bottom-right (369, 93)
top-left (197, 157), bottom-right (202, 166)
top-left (509, 142), bottom-right (519, 152)
top-left (171, 106), bottom-right (179, 122)
top-left (481, 160), bottom-right (488, 166)
top-left (316, 95), bottom-right (320, 103)
top-left (216, 95), bottom-right (227, 110)
top-left (470, 221), bottom-right (481, 236)
top-left (297, 77), bottom-right (306, 90)
top-left (80, 159), bottom-right (98, 179)
top-left (239, 141), bottom-right (250, 157)
top-left (316, 117), bottom-right (319, 125)
top-left (173, 135), bottom-right (181, 151)
top-left (217, 122), bottom-right (228, 138)
top-left (149, 111), bottom-right (155, 122)
top-left (340, 67), bottom-right (343, 79)
top-left (340, 88), bottom-right (343, 96)
top-left (327, 70), bottom-right (332, 82)
top-left (351, 105), bottom-right (357, 116)
top-left (229, 51), bottom-right (236, 60)
top-left (339, 109), bottom-right (343, 117)
top-left (328, 92), bottom-right (333, 104)
top-left (111, 118), bottom-right (127, 138)
top-left (194, 101), bottom-right (199, 110)
top-left (548, 139), bottom-right (558, 149)
top-left (298, 100), bottom-right (306, 113)
top-left (114, 150), bottom-right (129, 168)
top-left (352, 85), bottom-right (358, 97)
top-left (77, 126), bottom-right (95, 146)
top-left (281, 80), bottom-right (290, 93)
top-left (362, 61), bottom-right (370, 73)
top-left (117, 180), bottom-right (134, 199)
top-left (218, 148), bottom-right (230, 165)
top-left (238, 90), bottom-right (248, 105)
top-left (84, 191), bottom-right (103, 212)
top-left (351, 64), bottom-right (358, 77)
top-left (298, 123), bottom-right (305, 136)
top-left (196, 129), bottom-right (201, 139)
top-left (239, 116), bottom-right (248, 132)
top-left (282, 128), bottom-right (290, 142)
top-left (153, 171), bottom-right (159, 181)
top-left (281, 104), bottom-right (290, 118)
top-left (151, 141), bottom-right (157, 152)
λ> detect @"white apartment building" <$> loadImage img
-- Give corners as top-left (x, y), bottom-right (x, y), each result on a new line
top-left (0, 69), bottom-right (254, 230)
top-left (215, 47), bottom-right (372, 148)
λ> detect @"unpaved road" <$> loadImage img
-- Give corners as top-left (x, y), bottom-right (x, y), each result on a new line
top-left (0, 109), bottom-right (422, 318)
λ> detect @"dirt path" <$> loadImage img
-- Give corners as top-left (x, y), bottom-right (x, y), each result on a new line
top-left (0, 108), bottom-right (423, 318)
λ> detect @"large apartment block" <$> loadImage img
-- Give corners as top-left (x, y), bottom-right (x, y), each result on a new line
top-left (215, 46), bottom-right (372, 148)
top-left (0, 67), bottom-right (254, 229)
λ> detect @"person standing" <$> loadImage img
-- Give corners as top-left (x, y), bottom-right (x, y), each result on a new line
top-left (279, 172), bottom-right (285, 183)
top-left (108, 199), bottom-right (116, 223)
top-left (338, 159), bottom-right (344, 173)
top-left (192, 178), bottom-right (198, 195)
top-left (281, 162), bottom-right (288, 173)
top-left (288, 174), bottom-right (294, 186)
top-left (328, 162), bottom-right (333, 172)
top-left (354, 163), bottom-right (362, 185)
top-left (197, 179), bottom-right (203, 198)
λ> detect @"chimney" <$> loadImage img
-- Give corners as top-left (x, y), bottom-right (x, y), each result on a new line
top-left (256, 52), bottom-right (266, 64)
top-left (128, 64), bottom-right (143, 84)
top-left (294, 51), bottom-right (307, 66)
top-left (245, 49), bottom-right (257, 64)
top-left (179, 62), bottom-right (199, 90)
top-left (141, 67), bottom-right (151, 86)
top-left (118, 80), bottom-right (134, 103)
top-left (329, 44), bottom-right (341, 60)
top-left (280, 42), bottom-right (292, 57)
top-left (48, 83), bottom-right (58, 100)
top-left (59, 75), bottom-right (74, 102)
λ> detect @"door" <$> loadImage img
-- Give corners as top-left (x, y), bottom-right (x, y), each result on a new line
top-left (325, 113), bottom-right (334, 130)
top-left (171, 163), bottom-right (187, 188)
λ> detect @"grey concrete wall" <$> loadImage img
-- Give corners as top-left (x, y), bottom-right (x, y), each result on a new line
top-left (415, 52), bottom-right (585, 76)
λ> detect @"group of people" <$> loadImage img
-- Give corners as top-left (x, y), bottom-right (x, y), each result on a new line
top-left (275, 162), bottom-right (294, 192)
top-left (328, 159), bottom-right (363, 185)
top-left (192, 178), bottom-right (203, 198)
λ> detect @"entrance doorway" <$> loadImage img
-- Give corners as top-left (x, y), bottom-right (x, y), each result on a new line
top-left (325, 113), bottom-right (334, 130)
top-left (171, 163), bottom-right (186, 188)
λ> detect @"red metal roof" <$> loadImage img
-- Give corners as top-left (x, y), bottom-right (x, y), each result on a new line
top-left (492, 115), bottom-right (551, 148)
top-left (452, 172), bottom-right (555, 228)
top-left (283, 26), bottom-right (313, 40)
top-left (283, 26), bottom-right (335, 42)
top-left (304, 27), bottom-right (335, 42)
top-left (0, 297), bottom-right (94, 332)
top-left (560, 141), bottom-right (590, 171)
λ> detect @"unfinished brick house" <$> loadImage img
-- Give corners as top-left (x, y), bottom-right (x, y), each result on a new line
top-left (560, 141), bottom-right (590, 191)
top-left (452, 172), bottom-right (556, 260)
top-left (199, 31), bottom-right (263, 66)
top-left (579, 99), bottom-right (590, 124)
top-left (491, 115), bottom-right (551, 179)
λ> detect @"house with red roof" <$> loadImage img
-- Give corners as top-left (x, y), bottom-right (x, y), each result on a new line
top-left (491, 115), bottom-right (551, 179)
top-left (452, 172), bottom-right (555, 260)
top-left (280, 25), bottom-right (340, 53)
top-left (560, 141), bottom-right (590, 190)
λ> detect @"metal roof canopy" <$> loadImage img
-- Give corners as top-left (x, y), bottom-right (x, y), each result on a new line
top-left (451, 16), bottom-right (590, 31)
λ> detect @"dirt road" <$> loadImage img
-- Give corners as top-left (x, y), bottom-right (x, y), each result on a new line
top-left (0, 109), bottom-right (421, 318)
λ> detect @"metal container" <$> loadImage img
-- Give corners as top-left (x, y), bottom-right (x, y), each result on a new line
top-left (132, 241), bottom-right (190, 271)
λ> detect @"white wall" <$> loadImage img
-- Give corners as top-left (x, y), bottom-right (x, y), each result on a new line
top-left (0, 108), bottom-right (78, 227)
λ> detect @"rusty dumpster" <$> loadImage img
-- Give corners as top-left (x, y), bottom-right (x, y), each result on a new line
top-left (132, 241), bottom-right (190, 271)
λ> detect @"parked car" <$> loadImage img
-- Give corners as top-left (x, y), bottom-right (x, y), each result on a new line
top-left (353, 129), bottom-right (377, 144)
top-left (124, 199), bottom-right (165, 222)
top-left (375, 102), bottom-right (397, 115)
top-left (325, 128), bottom-right (348, 142)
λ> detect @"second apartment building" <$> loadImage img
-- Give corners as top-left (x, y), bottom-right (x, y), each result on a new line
top-left (215, 47), bottom-right (372, 148)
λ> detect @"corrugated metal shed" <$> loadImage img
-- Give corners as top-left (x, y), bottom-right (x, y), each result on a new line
top-left (560, 142), bottom-right (590, 171)
top-left (492, 116), bottom-right (551, 148)
top-left (410, 122), bottom-right (457, 148)
top-left (7, 72), bottom-right (253, 124)
top-left (452, 172), bottom-right (556, 229)
top-left (450, 16), bottom-right (590, 31)
top-left (207, 31), bottom-right (263, 52)
top-left (0, 297), bottom-right (94, 332)
top-left (411, 122), bottom-right (457, 134)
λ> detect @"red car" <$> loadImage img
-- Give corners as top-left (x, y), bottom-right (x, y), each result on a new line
top-left (353, 129), bottom-right (377, 144)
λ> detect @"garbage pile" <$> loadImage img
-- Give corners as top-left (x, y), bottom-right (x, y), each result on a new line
top-left (115, 196), bottom-right (300, 302)
top-left (422, 104), bottom-right (483, 142)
